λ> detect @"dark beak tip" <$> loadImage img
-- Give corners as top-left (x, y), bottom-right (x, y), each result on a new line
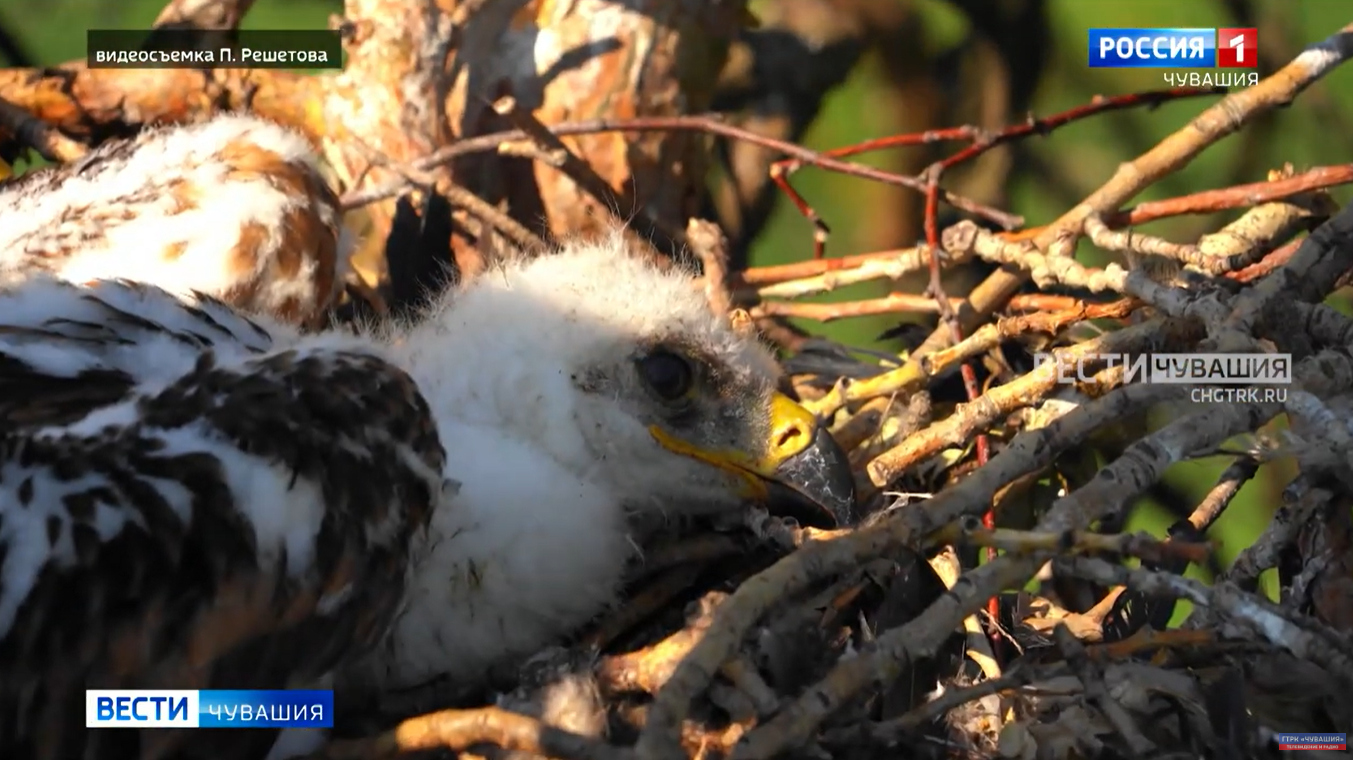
top-left (766, 426), bottom-right (858, 529)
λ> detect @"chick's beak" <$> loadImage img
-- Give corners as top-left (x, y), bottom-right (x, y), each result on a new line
top-left (650, 392), bottom-right (857, 528)
top-left (751, 392), bottom-right (857, 528)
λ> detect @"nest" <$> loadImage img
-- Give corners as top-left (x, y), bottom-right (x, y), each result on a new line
top-left (304, 17), bottom-right (1353, 760)
top-left (5, 3), bottom-right (1353, 760)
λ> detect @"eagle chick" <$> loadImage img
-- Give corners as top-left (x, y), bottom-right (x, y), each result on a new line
top-left (0, 202), bottom-right (854, 760)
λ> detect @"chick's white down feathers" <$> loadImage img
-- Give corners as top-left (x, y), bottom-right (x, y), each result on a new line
top-left (0, 114), bottom-right (350, 327)
top-left (355, 237), bottom-right (786, 692)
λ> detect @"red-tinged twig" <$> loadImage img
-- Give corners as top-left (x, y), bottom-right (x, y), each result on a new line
top-left (767, 86), bottom-right (1224, 260)
top-left (735, 163), bottom-right (1349, 289)
top-left (339, 115), bottom-right (1020, 230)
top-left (1005, 293), bottom-right (1103, 313)
top-left (915, 87), bottom-right (1226, 246)
top-left (911, 225), bottom-right (988, 602)
top-left (921, 237), bottom-right (997, 656)
top-left (767, 125), bottom-right (985, 259)
top-left (1228, 237), bottom-right (1303, 282)
top-left (1110, 163), bottom-right (1353, 225)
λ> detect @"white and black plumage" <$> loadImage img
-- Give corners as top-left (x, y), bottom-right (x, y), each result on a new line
top-left (0, 115), bottom-right (349, 328)
top-left (0, 237), bottom-right (854, 759)
top-left (0, 279), bottom-right (450, 760)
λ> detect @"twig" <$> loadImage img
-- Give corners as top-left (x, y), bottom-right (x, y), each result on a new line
top-left (1209, 186), bottom-right (1353, 350)
top-left (439, 180), bottom-right (547, 254)
top-left (949, 220), bottom-right (1253, 333)
top-left (1084, 627), bottom-right (1214, 661)
top-left (582, 565), bottom-right (704, 653)
top-left (733, 162), bottom-right (1353, 290)
top-left (752, 293), bottom-right (965, 321)
top-left (1109, 163), bottom-right (1353, 225)
top-left (927, 546), bottom-right (1001, 680)
top-left (490, 96), bottom-right (686, 256)
top-left (319, 707), bottom-right (631, 760)
top-left (1184, 458), bottom-right (1261, 536)
top-left (746, 245), bottom-right (944, 299)
top-left (686, 219), bottom-right (734, 315)
top-left (845, 390), bottom-right (932, 472)
top-left (1059, 557), bottom-right (1353, 685)
top-left (736, 245), bottom-right (954, 287)
top-left (827, 668), bottom-right (1034, 744)
top-left (1230, 238), bottom-right (1302, 282)
top-left (343, 275), bottom-right (389, 317)
top-left (1190, 188), bottom-right (1333, 274)
top-left (338, 114), bottom-right (1019, 229)
top-left (946, 522), bottom-right (1212, 567)
top-left (733, 555), bottom-right (1034, 759)
top-left (862, 318), bottom-right (1201, 487)
top-left (1051, 624), bottom-right (1156, 755)
top-left (636, 534), bottom-right (743, 578)
top-left (921, 298), bottom-right (1142, 380)
top-left (718, 655), bottom-right (780, 718)
top-left (1085, 212), bottom-right (1198, 266)
top-left (1289, 300), bottom-right (1353, 347)
top-left (1086, 187), bottom-right (1331, 276)
top-left (802, 296), bottom-right (1171, 423)
top-left (595, 592), bottom-right (740, 697)
top-left (1225, 478), bottom-right (1334, 588)
top-left (769, 87), bottom-right (1223, 259)
top-left (754, 291), bottom-right (1136, 324)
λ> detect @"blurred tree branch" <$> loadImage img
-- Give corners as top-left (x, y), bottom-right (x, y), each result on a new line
top-left (706, 0), bottom-right (880, 266)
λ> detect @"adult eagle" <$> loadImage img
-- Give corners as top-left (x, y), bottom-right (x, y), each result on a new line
top-left (0, 237), bottom-right (855, 759)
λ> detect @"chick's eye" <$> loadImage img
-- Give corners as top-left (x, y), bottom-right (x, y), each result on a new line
top-left (637, 350), bottom-right (695, 401)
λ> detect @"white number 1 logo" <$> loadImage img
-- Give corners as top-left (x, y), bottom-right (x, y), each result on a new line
top-left (1230, 34), bottom-right (1245, 63)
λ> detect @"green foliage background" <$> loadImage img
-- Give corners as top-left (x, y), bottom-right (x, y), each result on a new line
top-left (4, 0), bottom-right (1351, 614)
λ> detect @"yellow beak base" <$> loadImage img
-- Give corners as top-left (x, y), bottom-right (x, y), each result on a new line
top-left (649, 392), bottom-right (856, 527)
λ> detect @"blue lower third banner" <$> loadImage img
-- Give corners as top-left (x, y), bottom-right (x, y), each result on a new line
top-left (86, 690), bottom-right (333, 729)
top-left (1277, 733), bottom-right (1347, 750)
top-left (1087, 28), bottom-right (1217, 68)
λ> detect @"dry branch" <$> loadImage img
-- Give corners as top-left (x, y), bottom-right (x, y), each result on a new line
top-left (320, 706), bottom-right (631, 760)
top-left (1060, 557), bottom-right (1353, 684)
